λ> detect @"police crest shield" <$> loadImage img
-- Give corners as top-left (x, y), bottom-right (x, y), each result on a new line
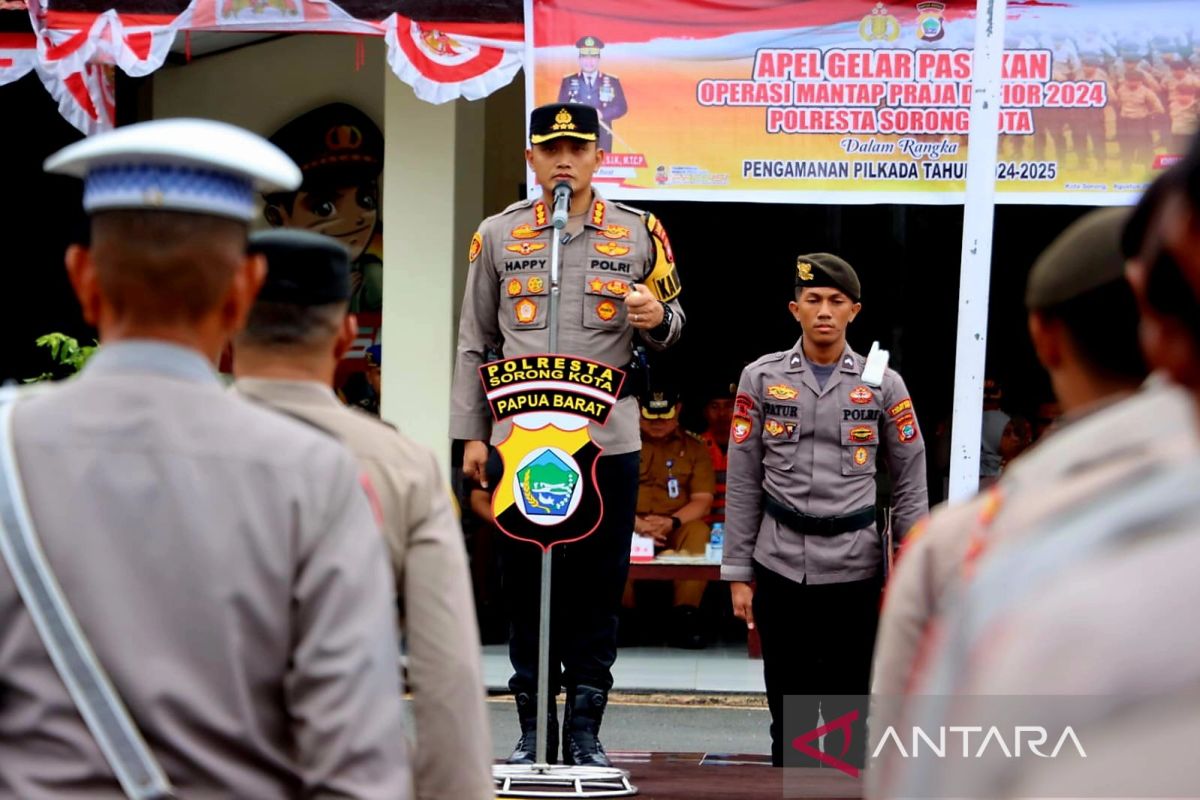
top-left (480, 355), bottom-right (625, 550)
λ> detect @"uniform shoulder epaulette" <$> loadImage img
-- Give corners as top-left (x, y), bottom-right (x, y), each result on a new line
top-left (685, 429), bottom-right (706, 444)
top-left (498, 197), bottom-right (535, 217)
top-left (747, 350), bottom-right (790, 370)
top-left (612, 200), bottom-right (648, 218)
top-left (603, 73), bottom-right (620, 80)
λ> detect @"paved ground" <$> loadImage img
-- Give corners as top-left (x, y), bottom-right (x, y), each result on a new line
top-left (486, 694), bottom-right (771, 760)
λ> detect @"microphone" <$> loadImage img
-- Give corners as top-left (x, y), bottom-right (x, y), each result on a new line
top-left (551, 181), bottom-right (571, 230)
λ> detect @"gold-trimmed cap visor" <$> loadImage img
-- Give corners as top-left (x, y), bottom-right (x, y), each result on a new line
top-left (529, 103), bottom-right (600, 145)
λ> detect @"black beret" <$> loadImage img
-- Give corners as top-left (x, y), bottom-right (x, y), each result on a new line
top-left (1026, 208), bottom-right (1131, 310)
top-left (794, 253), bottom-right (862, 301)
top-left (249, 229), bottom-right (352, 306)
top-left (530, 103), bottom-right (599, 145)
top-left (268, 103), bottom-right (383, 188)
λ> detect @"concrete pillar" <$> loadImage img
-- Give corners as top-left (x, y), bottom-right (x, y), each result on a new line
top-left (381, 75), bottom-right (485, 471)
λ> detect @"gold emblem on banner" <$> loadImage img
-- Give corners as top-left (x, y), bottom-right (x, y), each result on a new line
top-left (859, 3), bottom-right (899, 42)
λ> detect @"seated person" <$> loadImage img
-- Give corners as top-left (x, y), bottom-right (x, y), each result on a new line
top-left (696, 376), bottom-right (737, 527)
top-left (631, 388), bottom-right (715, 648)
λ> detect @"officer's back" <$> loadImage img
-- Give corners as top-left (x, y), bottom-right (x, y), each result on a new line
top-left (0, 120), bottom-right (410, 799)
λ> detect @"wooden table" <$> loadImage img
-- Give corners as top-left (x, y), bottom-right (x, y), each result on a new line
top-left (627, 558), bottom-right (762, 658)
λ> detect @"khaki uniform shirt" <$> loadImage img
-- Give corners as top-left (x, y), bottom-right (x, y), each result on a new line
top-left (451, 192), bottom-right (685, 455)
top-left (875, 385), bottom-right (1200, 800)
top-left (723, 339), bottom-right (928, 585)
top-left (1117, 81), bottom-right (1166, 118)
top-left (0, 342), bottom-right (410, 800)
top-left (871, 380), bottom-right (1200, 702)
top-left (638, 428), bottom-right (715, 516)
top-left (234, 379), bottom-right (492, 800)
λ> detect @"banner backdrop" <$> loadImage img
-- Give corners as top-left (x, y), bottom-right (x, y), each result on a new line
top-left (530, 0), bottom-right (1200, 205)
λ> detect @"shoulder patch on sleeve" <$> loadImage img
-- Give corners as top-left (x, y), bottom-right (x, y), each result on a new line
top-left (469, 231), bottom-right (483, 263)
top-left (643, 212), bottom-right (680, 302)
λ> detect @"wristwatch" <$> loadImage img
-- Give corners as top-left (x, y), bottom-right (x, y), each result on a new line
top-left (649, 302), bottom-right (673, 340)
top-left (670, 515), bottom-right (682, 531)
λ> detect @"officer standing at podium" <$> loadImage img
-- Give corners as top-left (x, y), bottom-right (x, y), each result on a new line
top-left (722, 254), bottom-right (928, 767)
top-left (452, 103), bottom-right (685, 767)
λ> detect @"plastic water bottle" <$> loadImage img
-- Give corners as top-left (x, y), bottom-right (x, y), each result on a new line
top-left (706, 523), bottom-right (724, 563)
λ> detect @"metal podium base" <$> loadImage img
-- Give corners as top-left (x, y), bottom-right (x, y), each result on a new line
top-left (493, 764), bottom-right (637, 798)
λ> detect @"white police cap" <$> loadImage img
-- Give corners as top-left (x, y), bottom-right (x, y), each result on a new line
top-left (44, 118), bottom-right (302, 223)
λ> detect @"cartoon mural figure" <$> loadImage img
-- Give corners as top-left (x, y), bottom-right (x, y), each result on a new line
top-left (264, 102), bottom-right (383, 314)
top-left (263, 103), bottom-right (383, 405)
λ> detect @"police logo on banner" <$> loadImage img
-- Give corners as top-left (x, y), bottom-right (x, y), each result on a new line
top-left (480, 355), bottom-right (626, 550)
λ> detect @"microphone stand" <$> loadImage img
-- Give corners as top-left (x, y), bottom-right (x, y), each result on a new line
top-left (533, 187), bottom-right (568, 774)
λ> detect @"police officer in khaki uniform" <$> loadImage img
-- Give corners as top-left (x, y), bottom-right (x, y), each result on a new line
top-left (634, 388), bottom-right (715, 648)
top-left (232, 230), bottom-right (492, 800)
top-left (0, 121), bottom-right (411, 798)
top-left (879, 143), bottom-right (1200, 800)
top-left (722, 254), bottom-right (928, 767)
top-left (452, 103), bottom-right (684, 767)
top-left (871, 208), bottom-right (1152, 710)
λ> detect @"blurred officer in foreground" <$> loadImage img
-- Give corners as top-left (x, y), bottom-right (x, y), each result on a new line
top-left (0, 119), bottom-right (411, 798)
top-left (233, 229), bottom-right (491, 800)
top-left (723, 253), bottom-right (928, 767)
top-left (881, 137), bottom-right (1200, 800)
top-left (868, 208), bottom-right (1165, 795)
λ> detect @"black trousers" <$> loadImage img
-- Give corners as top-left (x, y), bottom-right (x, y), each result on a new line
top-left (753, 561), bottom-right (882, 767)
top-left (497, 450), bottom-right (639, 698)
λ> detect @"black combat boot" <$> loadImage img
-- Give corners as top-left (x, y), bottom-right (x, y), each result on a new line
top-left (562, 685), bottom-right (612, 767)
top-left (506, 692), bottom-right (558, 765)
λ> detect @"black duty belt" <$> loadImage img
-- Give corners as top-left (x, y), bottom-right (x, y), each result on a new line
top-left (763, 495), bottom-right (876, 537)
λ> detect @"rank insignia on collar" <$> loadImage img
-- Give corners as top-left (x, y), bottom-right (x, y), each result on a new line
top-left (515, 298), bottom-right (538, 324)
top-left (469, 231), bottom-right (483, 263)
top-left (767, 384), bottom-right (799, 400)
top-left (850, 385), bottom-right (874, 404)
top-left (511, 223), bottom-right (542, 240)
top-left (842, 356), bottom-right (856, 370)
top-left (601, 224), bottom-right (630, 240)
top-left (507, 278), bottom-right (522, 296)
top-left (591, 200), bottom-right (606, 227)
top-left (534, 201), bottom-right (549, 228)
top-left (506, 241), bottom-right (546, 256)
top-left (790, 355), bottom-right (802, 367)
top-left (595, 241), bottom-right (630, 257)
top-left (596, 300), bottom-right (618, 321)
